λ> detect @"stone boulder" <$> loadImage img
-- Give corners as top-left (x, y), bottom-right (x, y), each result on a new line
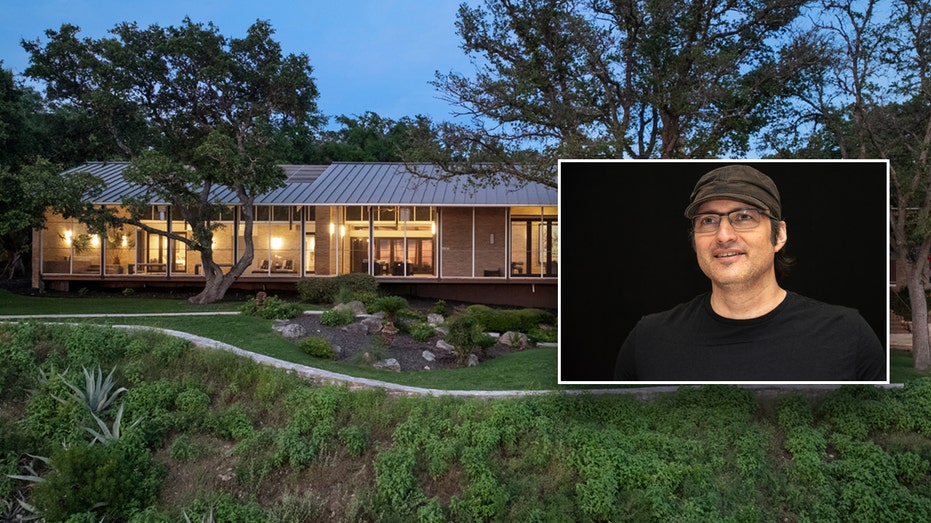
top-left (333, 300), bottom-right (366, 316)
top-left (360, 316), bottom-right (384, 334)
top-left (427, 313), bottom-right (445, 326)
top-left (435, 339), bottom-right (456, 355)
top-left (374, 358), bottom-right (401, 372)
top-left (274, 323), bottom-right (307, 340)
top-left (499, 331), bottom-right (532, 350)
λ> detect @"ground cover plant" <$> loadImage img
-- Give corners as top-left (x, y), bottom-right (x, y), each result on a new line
top-left (3, 322), bottom-right (931, 521)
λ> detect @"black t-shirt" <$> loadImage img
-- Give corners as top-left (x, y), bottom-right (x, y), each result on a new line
top-left (614, 292), bottom-right (886, 382)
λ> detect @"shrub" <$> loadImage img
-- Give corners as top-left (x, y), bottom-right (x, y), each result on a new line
top-left (528, 325), bottom-right (558, 343)
top-left (296, 277), bottom-right (340, 304)
top-left (335, 273), bottom-right (379, 295)
top-left (339, 425), bottom-right (369, 458)
top-left (371, 295), bottom-right (409, 323)
top-left (433, 299), bottom-right (447, 315)
top-left (462, 304), bottom-right (556, 333)
top-left (240, 296), bottom-right (302, 320)
top-left (409, 322), bottom-right (436, 342)
top-left (169, 434), bottom-right (214, 462)
top-left (299, 337), bottom-right (336, 359)
top-left (445, 314), bottom-right (496, 365)
top-left (31, 440), bottom-right (162, 522)
top-left (320, 309), bottom-right (354, 326)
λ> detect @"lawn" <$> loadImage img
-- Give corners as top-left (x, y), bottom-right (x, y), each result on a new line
top-left (1, 288), bottom-right (928, 390)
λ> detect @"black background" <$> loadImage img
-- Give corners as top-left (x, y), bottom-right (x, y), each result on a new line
top-left (557, 160), bottom-right (889, 383)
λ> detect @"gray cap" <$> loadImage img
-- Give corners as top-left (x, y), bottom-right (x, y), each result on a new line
top-left (684, 165), bottom-right (781, 219)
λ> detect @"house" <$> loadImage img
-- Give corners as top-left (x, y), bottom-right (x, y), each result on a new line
top-left (32, 162), bottom-right (558, 308)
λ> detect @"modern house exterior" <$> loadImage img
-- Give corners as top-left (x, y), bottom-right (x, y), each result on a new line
top-left (32, 162), bottom-right (558, 308)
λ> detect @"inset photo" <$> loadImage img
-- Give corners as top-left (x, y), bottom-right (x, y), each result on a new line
top-left (557, 159), bottom-right (889, 385)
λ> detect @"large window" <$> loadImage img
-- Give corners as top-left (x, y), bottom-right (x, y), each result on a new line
top-left (243, 205), bottom-right (303, 275)
top-left (511, 207), bottom-right (558, 277)
top-left (345, 205), bottom-right (436, 276)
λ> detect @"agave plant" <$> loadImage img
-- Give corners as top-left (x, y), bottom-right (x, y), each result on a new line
top-left (54, 366), bottom-right (127, 414)
top-left (85, 403), bottom-right (142, 444)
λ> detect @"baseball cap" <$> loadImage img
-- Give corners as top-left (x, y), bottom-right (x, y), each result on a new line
top-left (684, 165), bottom-right (782, 219)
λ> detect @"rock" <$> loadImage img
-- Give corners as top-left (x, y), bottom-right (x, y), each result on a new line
top-left (360, 316), bottom-right (383, 334)
top-left (427, 313), bottom-right (445, 326)
top-left (333, 300), bottom-right (366, 316)
top-left (499, 331), bottom-right (532, 350)
top-left (344, 322), bottom-right (370, 336)
top-left (333, 345), bottom-right (344, 358)
top-left (435, 339), bottom-right (455, 353)
top-left (422, 350), bottom-right (436, 362)
top-left (374, 358), bottom-right (401, 372)
top-left (278, 323), bottom-right (306, 340)
top-left (467, 354), bottom-right (480, 367)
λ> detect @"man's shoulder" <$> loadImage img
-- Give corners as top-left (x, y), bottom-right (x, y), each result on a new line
top-left (785, 292), bottom-right (863, 320)
top-left (638, 293), bottom-right (709, 326)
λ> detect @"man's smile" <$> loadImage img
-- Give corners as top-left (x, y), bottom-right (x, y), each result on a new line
top-left (713, 249), bottom-right (745, 259)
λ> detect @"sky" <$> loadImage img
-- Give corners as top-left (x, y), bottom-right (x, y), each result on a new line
top-left (0, 0), bottom-right (476, 128)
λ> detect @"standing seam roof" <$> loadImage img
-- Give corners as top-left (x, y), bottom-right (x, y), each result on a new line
top-left (62, 161), bottom-right (557, 207)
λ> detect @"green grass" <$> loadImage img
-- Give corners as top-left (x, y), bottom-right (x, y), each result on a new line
top-left (0, 288), bottom-right (242, 315)
top-left (2, 288), bottom-right (928, 389)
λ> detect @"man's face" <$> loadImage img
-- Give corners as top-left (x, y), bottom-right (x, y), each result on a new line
top-left (692, 198), bottom-right (787, 291)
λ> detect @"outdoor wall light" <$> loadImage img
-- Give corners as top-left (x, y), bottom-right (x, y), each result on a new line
top-left (63, 230), bottom-right (73, 245)
top-left (271, 237), bottom-right (284, 250)
top-left (329, 222), bottom-right (335, 235)
top-left (91, 234), bottom-right (100, 247)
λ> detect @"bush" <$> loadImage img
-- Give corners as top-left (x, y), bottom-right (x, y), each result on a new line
top-left (296, 273), bottom-right (378, 304)
top-left (320, 309), bottom-right (354, 326)
top-left (240, 296), bottom-right (302, 320)
top-left (296, 277), bottom-right (340, 304)
top-left (299, 337), bottom-right (336, 359)
top-left (445, 314), bottom-right (496, 365)
top-left (31, 440), bottom-right (162, 522)
top-left (462, 304), bottom-right (555, 333)
top-left (335, 273), bottom-right (379, 295)
top-left (409, 322), bottom-right (436, 342)
top-left (371, 295), bottom-right (409, 323)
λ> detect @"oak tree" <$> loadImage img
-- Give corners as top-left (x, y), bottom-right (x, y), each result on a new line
top-left (22, 18), bottom-right (322, 303)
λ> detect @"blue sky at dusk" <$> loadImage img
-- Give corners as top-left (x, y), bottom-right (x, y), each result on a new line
top-left (0, 0), bottom-right (475, 127)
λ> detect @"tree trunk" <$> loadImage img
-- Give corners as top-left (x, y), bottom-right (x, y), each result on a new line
top-left (908, 269), bottom-right (931, 370)
top-left (188, 271), bottom-right (237, 304)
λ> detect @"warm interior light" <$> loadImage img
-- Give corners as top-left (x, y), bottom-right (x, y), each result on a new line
top-left (431, 222), bottom-right (436, 234)
top-left (271, 237), bottom-right (284, 250)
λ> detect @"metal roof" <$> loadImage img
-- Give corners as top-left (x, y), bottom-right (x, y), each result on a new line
top-left (303, 162), bottom-right (557, 206)
top-left (63, 161), bottom-right (557, 207)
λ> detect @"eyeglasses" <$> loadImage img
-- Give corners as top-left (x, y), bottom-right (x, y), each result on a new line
top-left (690, 208), bottom-right (776, 234)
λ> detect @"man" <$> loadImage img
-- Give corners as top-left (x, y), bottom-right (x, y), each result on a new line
top-left (613, 164), bottom-right (886, 382)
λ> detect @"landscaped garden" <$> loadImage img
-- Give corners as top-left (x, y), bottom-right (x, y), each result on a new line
top-left (2, 279), bottom-right (931, 521)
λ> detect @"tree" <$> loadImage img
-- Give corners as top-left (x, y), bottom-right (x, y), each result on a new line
top-left (773, 0), bottom-right (931, 370)
top-left (22, 18), bottom-right (322, 303)
top-left (422, 0), bottom-right (822, 187)
top-left (0, 159), bottom-right (103, 279)
top-left (302, 111), bottom-right (436, 162)
top-left (0, 66), bottom-right (105, 278)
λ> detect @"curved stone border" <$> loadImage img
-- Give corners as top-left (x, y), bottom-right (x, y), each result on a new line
top-left (1, 316), bottom-right (903, 398)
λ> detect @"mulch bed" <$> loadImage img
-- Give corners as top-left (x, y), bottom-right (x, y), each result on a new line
top-left (283, 311), bottom-right (517, 372)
